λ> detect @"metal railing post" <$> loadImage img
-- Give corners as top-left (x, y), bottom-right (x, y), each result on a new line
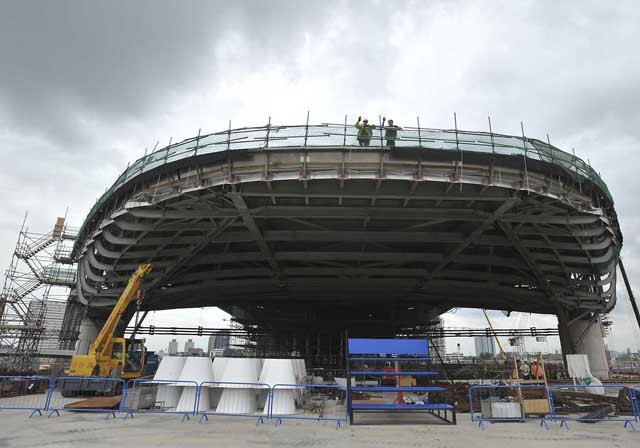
top-left (488, 116), bottom-right (495, 155)
top-left (417, 116), bottom-right (422, 148)
top-left (265, 116), bottom-right (271, 149)
top-left (194, 128), bottom-right (201, 156)
top-left (521, 122), bottom-right (530, 191)
top-left (343, 114), bottom-right (347, 147)
top-left (304, 110), bottom-right (310, 148)
top-left (164, 137), bottom-right (172, 165)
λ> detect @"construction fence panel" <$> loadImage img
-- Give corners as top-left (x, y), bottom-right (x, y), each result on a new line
top-left (0, 375), bottom-right (52, 416)
top-left (47, 376), bottom-right (125, 418)
top-left (468, 384), bottom-right (553, 430)
top-left (121, 379), bottom-right (199, 421)
top-left (635, 386), bottom-right (640, 419)
top-left (197, 381), bottom-right (272, 424)
top-left (548, 383), bottom-right (638, 430)
top-left (270, 383), bottom-right (348, 429)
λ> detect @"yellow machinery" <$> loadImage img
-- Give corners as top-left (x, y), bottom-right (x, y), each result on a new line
top-left (68, 264), bottom-right (152, 379)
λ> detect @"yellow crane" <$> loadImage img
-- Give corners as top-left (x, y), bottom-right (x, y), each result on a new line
top-left (68, 264), bottom-right (152, 379)
top-left (481, 309), bottom-right (508, 361)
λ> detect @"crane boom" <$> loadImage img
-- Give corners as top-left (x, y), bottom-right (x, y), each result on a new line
top-left (68, 264), bottom-right (153, 378)
top-left (88, 263), bottom-right (152, 357)
top-left (482, 309), bottom-right (507, 360)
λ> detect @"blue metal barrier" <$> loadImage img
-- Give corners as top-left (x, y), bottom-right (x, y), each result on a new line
top-left (47, 376), bottom-right (126, 419)
top-left (548, 384), bottom-right (638, 431)
top-left (196, 381), bottom-right (271, 426)
top-left (0, 375), bottom-right (52, 417)
top-left (468, 384), bottom-right (552, 430)
top-left (634, 386), bottom-right (640, 420)
top-left (121, 379), bottom-right (199, 422)
top-left (270, 383), bottom-right (347, 430)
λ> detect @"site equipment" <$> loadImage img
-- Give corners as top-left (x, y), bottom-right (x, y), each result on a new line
top-left (63, 264), bottom-right (153, 396)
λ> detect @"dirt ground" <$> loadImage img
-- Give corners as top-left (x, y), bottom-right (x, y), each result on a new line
top-left (0, 411), bottom-right (637, 448)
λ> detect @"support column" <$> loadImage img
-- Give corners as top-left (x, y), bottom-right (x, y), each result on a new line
top-left (557, 312), bottom-right (609, 380)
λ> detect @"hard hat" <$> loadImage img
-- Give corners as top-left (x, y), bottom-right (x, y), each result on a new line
top-left (362, 117), bottom-right (369, 121)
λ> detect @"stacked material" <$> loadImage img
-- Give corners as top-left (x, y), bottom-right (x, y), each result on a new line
top-left (259, 359), bottom-right (298, 415)
top-left (152, 356), bottom-right (187, 408)
top-left (174, 357), bottom-right (215, 413)
top-left (216, 358), bottom-right (262, 414)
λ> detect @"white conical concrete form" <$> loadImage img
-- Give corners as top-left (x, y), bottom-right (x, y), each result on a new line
top-left (292, 359), bottom-right (306, 383)
top-left (169, 357), bottom-right (216, 412)
top-left (267, 389), bottom-right (296, 416)
top-left (208, 387), bottom-right (224, 408)
top-left (212, 357), bottom-right (228, 382)
top-left (153, 356), bottom-right (187, 408)
top-left (156, 385), bottom-right (183, 408)
top-left (209, 357), bottom-right (227, 408)
top-left (216, 388), bottom-right (257, 414)
top-left (176, 386), bottom-right (210, 413)
top-left (219, 358), bottom-right (260, 387)
top-left (259, 359), bottom-right (297, 388)
top-left (176, 357), bottom-right (215, 384)
top-left (154, 356), bottom-right (187, 381)
top-left (259, 359), bottom-right (297, 415)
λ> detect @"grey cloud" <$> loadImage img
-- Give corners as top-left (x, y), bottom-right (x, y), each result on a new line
top-left (0, 0), bottom-right (339, 149)
top-left (1, 0), bottom-right (640, 352)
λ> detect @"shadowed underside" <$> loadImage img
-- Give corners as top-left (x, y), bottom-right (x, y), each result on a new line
top-left (71, 128), bottom-right (621, 331)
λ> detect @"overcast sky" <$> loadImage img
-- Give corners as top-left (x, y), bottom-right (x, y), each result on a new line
top-left (1, 0), bottom-right (639, 354)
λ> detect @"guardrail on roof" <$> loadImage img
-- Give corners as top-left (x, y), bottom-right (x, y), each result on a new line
top-left (73, 122), bottom-right (611, 256)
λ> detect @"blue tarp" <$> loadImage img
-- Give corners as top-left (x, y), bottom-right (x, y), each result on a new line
top-left (347, 338), bottom-right (429, 355)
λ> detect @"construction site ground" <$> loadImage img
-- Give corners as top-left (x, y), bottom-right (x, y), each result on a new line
top-left (0, 411), bottom-right (637, 448)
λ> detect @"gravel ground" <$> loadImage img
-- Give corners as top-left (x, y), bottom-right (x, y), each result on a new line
top-left (0, 411), bottom-right (638, 448)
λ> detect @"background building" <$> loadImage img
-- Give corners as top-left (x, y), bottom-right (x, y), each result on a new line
top-left (207, 335), bottom-right (216, 355)
top-left (474, 336), bottom-right (496, 357)
top-left (168, 339), bottom-right (178, 355)
top-left (183, 339), bottom-right (195, 352)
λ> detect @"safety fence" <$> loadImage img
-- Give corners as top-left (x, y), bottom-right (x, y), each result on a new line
top-left (47, 377), bottom-right (126, 418)
top-left (0, 375), bottom-right (346, 428)
top-left (196, 381), bottom-right (271, 425)
top-left (269, 384), bottom-right (347, 429)
top-left (469, 383), bottom-right (639, 431)
top-left (121, 379), bottom-right (199, 422)
top-left (548, 383), bottom-right (638, 431)
top-left (0, 376), bottom-right (52, 417)
top-left (2, 375), bottom-right (635, 431)
top-left (469, 384), bottom-right (553, 430)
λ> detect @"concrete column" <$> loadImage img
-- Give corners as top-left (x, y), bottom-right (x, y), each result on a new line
top-left (558, 315), bottom-right (609, 380)
top-left (75, 317), bottom-right (100, 354)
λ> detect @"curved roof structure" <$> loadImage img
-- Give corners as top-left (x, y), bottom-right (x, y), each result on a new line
top-left (71, 123), bottom-right (622, 329)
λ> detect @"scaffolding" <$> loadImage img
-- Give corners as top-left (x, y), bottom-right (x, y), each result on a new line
top-left (0, 215), bottom-right (77, 372)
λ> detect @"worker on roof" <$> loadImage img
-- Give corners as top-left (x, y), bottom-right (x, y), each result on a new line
top-left (382, 117), bottom-right (402, 148)
top-left (355, 116), bottom-right (376, 146)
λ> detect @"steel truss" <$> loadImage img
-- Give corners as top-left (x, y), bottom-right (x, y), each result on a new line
top-left (67, 127), bottom-right (620, 340)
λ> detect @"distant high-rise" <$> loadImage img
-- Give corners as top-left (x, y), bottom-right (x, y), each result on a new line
top-left (213, 334), bottom-right (230, 351)
top-left (184, 338), bottom-right (195, 352)
top-left (168, 339), bottom-right (178, 355)
top-left (207, 335), bottom-right (216, 354)
top-left (474, 336), bottom-right (496, 357)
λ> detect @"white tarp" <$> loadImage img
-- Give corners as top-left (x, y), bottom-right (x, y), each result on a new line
top-left (566, 354), bottom-right (604, 395)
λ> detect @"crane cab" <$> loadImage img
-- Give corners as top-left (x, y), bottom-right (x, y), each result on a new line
top-left (68, 337), bottom-right (148, 378)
